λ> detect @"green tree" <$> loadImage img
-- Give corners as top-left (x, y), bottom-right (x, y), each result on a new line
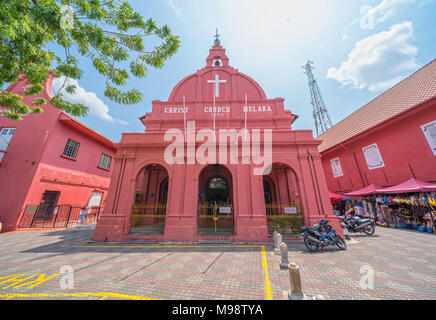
top-left (0, 0), bottom-right (180, 120)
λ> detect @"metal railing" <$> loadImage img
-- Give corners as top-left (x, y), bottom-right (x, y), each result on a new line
top-left (131, 203), bottom-right (167, 228)
top-left (265, 203), bottom-right (304, 235)
top-left (18, 204), bottom-right (101, 229)
top-left (197, 202), bottom-right (234, 234)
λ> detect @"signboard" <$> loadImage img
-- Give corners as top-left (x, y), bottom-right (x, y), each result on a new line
top-left (219, 207), bottom-right (231, 214)
top-left (284, 207), bottom-right (297, 215)
top-left (330, 157), bottom-right (343, 177)
top-left (421, 120), bottom-right (436, 156)
top-left (362, 143), bottom-right (385, 170)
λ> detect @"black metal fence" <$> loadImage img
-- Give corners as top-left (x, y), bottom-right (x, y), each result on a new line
top-left (18, 204), bottom-right (101, 229)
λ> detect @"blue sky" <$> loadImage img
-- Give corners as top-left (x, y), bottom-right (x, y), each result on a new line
top-left (52, 0), bottom-right (436, 142)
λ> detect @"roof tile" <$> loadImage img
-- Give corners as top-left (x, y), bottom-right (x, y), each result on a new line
top-left (317, 59), bottom-right (436, 153)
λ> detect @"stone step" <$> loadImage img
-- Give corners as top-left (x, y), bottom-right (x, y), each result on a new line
top-left (122, 239), bottom-right (157, 243)
top-left (198, 239), bottom-right (232, 244)
top-left (128, 232), bottom-right (163, 236)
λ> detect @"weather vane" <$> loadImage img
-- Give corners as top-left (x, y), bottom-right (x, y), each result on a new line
top-left (214, 28), bottom-right (221, 45)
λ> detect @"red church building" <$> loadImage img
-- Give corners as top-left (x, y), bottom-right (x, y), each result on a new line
top-left (0, 74), bottom-right (116, 232)
top-left (319, 59), bottom-right (436, 193)
top-left (93, 35), bottom-right (340, 243)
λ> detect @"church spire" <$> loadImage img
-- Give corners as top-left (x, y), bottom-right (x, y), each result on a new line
top-left (206, 29), bottom-right (229, 67)
top-left (214, 28), bottom-right (221, 46)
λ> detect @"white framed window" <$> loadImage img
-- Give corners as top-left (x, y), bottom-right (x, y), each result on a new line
top-left (362, 143), bottom-right (385, 170)
top-left (330, 157), bottom-right (343, 177)
top-left (98, 153), bottom-right (112, 169)
top-left (421, 120), bottom-right (436, 156)
top-left (62, 138), bottom-right (80, 159)
top-left (87, 192), bottom-right (103, 207)
top-left (0, 127), bottom-right (16, 162)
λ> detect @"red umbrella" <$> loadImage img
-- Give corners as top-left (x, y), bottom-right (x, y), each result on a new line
top-left (329, 191), bottom-right (344, 200)
top-left (375, 178), bottom-right (436, 194)
top-left (344, 184), bottom-right (382, 197)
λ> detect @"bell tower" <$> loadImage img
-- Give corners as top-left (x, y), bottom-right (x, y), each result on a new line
top-left (206, 29), bottom-right (229, 68)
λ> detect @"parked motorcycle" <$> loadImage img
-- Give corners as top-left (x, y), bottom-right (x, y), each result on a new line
top-left (337, 213), bottom-right (375, 235)
top-left (300, 220), bottom-right (347, 252)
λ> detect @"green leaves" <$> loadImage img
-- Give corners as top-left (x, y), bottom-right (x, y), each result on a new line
top-left (51, 94), bottom-right (88, 117)
top-left (104, 83), bottom-right (142, 105)
top-left (24, 84), bottom-right (45, 96)
top-left (130, 61), bottom-right (147, 78)
top-left (0, 0), bottom-right (180, 120)
top-left (31, 97), bottom-right (48, 106)
top-left (0, 92), bottom-right (31, 120)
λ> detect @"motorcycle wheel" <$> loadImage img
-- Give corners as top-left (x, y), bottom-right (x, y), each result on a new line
top-left (334, 235), bottom-right (347, 250)
top-left (363, 225), bottom-right (375, 235)
top-left (303, 236), bottom-right (319, 252)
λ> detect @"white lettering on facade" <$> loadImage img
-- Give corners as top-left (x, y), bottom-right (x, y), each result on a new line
top-left (164, 107), bottom-right (189, 114)
top-left (243, 106), bottom-right (272, 112)
top-left (203, 106), bottom-right (231, 113)
top-left (162, 105), bottom-right (272, 115)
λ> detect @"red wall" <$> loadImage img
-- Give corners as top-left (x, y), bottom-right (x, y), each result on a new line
top-left (40, 120), bottom-right (114, 178)
top-left (321, 99), bottom-right (436, 193)
top-left (0, 76), bottom-right (116, 232)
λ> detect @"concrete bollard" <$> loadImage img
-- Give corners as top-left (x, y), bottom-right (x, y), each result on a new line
top-left (273, 231), bottom-right (278, 251)
top-left (288, 262), bottom-right (305, 300)
top-left (341, 222), bottom-right (351, 240)
top-left (279, 242), bottom-right (289, 269)
top-left (274, 233), bottom-right (282, 255)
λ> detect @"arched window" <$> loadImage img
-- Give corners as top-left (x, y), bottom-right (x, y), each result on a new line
top-left (206, 177), bottom-right (229, 203)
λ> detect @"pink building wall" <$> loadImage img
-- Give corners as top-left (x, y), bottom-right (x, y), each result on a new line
top-left (320, 98), bottom-right (436, 193)
top-left (93, 42), bottom-right (341, 242)
top-left (0, 75), bottom-right (116, 232)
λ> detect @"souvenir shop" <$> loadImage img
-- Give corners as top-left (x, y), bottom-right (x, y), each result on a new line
top-left (329, 178), bottom-right (436, 234)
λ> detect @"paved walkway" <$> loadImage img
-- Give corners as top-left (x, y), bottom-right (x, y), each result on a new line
top-left (0, 225), bottom-right (434, 300)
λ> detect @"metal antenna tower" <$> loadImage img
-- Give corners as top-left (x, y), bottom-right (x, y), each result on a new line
top-left (302, 60), bottom-right (333, 136)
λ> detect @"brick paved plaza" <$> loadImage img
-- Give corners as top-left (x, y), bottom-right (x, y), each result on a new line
top-left (0, 225), bottom-right (435, 300)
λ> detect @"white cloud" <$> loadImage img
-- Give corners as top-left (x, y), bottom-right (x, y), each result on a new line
top-left (327, 21), bottom-right (420, 92)
top-left (167, 0), bottom-right (182, 17)
top-left (360, 0), bottom-right (416, 29)
top-left (51, 77), bottom-right (128, 125)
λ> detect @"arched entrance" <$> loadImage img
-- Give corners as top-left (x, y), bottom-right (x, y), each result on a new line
top-left (197, 164), bottom-right (234, 235)
top-left (131, 164), bottom-right (169, 234)
top-left (263, 163), bottom-right (303, 235)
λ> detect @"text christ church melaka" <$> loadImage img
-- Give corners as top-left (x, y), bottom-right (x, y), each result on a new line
top-left (93, 34), bottom-right (340, 242)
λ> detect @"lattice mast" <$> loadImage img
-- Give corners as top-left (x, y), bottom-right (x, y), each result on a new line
top-left (303, 60), bottom-right (333, 136)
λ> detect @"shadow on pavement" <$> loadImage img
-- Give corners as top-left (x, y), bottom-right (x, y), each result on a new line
top-left (20, 226), bottom-right (272, 254)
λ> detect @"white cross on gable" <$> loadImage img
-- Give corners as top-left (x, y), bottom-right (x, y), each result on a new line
top-left (207, 74), bottom-right (227, 98)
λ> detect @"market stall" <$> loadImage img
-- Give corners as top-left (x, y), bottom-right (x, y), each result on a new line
top-left (344, 184), bottom-right (382, 197)
top-left (329, 191), bottom-right (346, 216)
top-left (329, 191), bottom-right (344, 201)
top-left (344, 184), bottom-right (382, 219)
top-left (342, 179), bottom-right (436, 233)
top-left (374, 179), bottom-right (436, 233)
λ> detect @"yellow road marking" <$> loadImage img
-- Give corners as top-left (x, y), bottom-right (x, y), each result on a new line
top-left (0, 292), bottom-right (160, 300)
top-left (260, 246), bottom-right (273, 300)
top-left (0, 273), bottom-right (60, 290)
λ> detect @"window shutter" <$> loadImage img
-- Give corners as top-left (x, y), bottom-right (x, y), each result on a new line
top-left (330, 157), bottom-right (343, 177)
top-left (421, 120), bottom-right (436, 156)
top-left (87, 192), bottom-right (103, 207)
top-left (362, 143), bottom-right (385, 169)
